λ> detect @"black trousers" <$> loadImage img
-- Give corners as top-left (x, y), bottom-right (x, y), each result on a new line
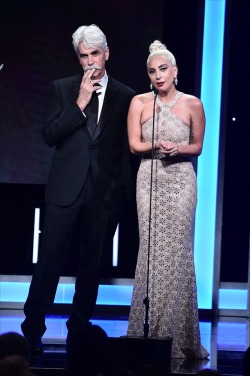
top-left (21, 170), bottom-right (120, 337)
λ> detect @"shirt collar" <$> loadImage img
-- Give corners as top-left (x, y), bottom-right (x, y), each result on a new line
top-left (96, 71), bottom-right (108, 92)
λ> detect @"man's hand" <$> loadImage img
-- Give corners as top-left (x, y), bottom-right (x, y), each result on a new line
top-left (76, 69), bottom-right (101, 111)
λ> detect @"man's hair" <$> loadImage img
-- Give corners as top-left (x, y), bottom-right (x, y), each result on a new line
top-left (72, 24), bottom-right (108, 55)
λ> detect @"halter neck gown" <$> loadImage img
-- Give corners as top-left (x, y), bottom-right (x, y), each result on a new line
top-left (127, 91), bottom-right (209, 359)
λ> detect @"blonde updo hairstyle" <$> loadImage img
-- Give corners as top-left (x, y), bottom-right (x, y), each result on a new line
top-left (147, 40), bottom-right (177, 67)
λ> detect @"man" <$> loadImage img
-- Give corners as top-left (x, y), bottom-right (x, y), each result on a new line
top-left (21, 24), bottom-right (136, 355)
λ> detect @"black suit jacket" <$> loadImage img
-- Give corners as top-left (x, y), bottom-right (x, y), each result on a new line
top-left (42, 74), bottom-right (136, 208)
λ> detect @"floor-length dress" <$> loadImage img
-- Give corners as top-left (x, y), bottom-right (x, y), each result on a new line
top-left (127, 91), bottom-right (209, 359)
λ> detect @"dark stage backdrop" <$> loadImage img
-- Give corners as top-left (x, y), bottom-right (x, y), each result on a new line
top-left (0, 0), bottom-right (164, 185)
top-left (0, 0), bottom-right (202, 278)
top-left (163, 0), bottom-right (250, 284)
top-left (0, 0), bottom-right (165, 277)
top-left (219, 0), bottom-right (250, 283)
top-left (0, 0), bottom-right (249, 283)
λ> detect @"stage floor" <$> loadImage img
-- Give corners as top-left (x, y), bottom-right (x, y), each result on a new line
top-left (0, 309), bottom-right (249, 375)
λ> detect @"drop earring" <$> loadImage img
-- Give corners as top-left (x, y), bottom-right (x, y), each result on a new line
top-left (150, 83), bottom-right (153, 91)
top-left (174, 77), bottom-right (178, 86)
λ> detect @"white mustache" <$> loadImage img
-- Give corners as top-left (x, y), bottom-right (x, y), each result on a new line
top-left (84, 64), bottom-right (101, 72)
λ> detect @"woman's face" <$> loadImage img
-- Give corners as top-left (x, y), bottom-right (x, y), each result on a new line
top-left (147, 55), bottom-right (177, 92)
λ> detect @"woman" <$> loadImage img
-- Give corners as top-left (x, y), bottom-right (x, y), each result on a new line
top-left (126, 40), bottom-right (209, 359)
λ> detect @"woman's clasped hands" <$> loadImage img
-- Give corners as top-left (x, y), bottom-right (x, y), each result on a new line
top-left (157, 141), bottom-right (178, 157)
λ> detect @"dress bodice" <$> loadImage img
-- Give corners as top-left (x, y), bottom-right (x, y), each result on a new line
top-left (141, 91), bottom-right (190, 149)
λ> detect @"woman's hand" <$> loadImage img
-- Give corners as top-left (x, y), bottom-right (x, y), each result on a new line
top-left (157, 141), bottom-right (178, 156)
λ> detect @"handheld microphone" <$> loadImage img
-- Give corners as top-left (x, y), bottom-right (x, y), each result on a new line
top-left (152, 87), bottom-right (159, 95)
top-left (150, 83), bottom-right (158, 96)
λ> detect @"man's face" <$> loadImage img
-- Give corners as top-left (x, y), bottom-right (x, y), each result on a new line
top-left (78, 42), bottom-right (109, 80)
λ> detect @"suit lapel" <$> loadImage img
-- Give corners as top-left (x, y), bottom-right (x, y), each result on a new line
top-left (70, 74), bottom-right (119, 142)
top-left (72, 74), bottom-right (83, 98)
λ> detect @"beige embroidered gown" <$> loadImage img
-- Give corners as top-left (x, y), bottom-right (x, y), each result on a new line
top-left (127, 91), bottom-right (209, 359)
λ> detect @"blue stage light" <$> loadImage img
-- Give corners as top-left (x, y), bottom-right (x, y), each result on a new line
top-left (0, 282), bottom-right (247, 310)
top-left (194, 0), bottom-right (226, 309)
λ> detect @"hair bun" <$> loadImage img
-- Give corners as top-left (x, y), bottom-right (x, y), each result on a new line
top-left (149, 40), bottom-right (167, 54)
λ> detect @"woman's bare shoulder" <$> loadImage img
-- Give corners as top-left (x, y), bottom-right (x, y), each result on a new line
top-left (131, 92), bottom-right (154, 105)
top-left (181, 92), bottom-right (203, 106)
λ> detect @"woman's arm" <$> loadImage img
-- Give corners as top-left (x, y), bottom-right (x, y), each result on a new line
top-left (160, 97), bottom-right (206, 157)
top-left (127, 95), bottom-right (158, 154)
